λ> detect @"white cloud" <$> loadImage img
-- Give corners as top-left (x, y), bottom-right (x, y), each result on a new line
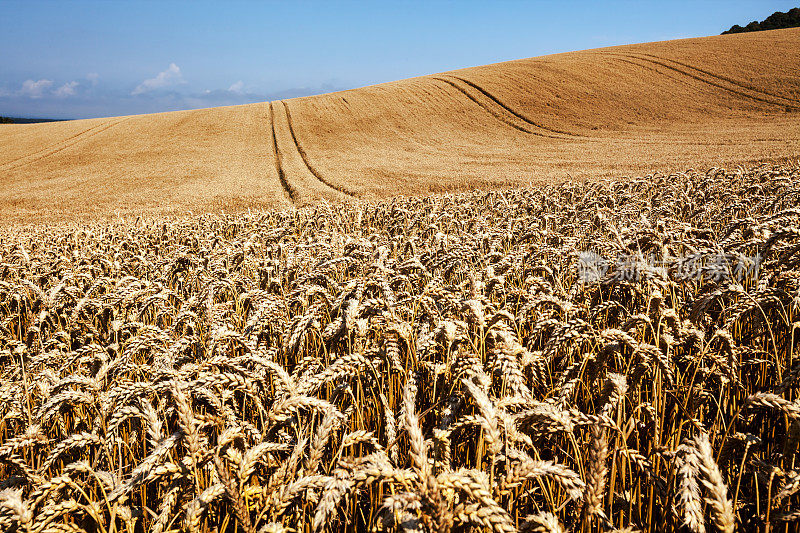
top-left (54, 81), bottom-right (79, 98)
top-left (228, 80), bottom-right (245, 93)
top-left (20, 79), bottom-right (54, 98)
top-left (132, 63), bottom-right (184, 95)
top-left (86, 72), bottom-right (99, 85)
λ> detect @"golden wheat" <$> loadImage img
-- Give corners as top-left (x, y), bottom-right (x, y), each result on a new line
top-left (0, 163), bottom-right (799, 531)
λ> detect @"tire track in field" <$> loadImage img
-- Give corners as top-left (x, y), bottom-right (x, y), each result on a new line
top-left (268, 102), bottom-right (298, 205)
top-left (444, 75), bottom-right (583, 137)
top-left (606, 52), bottom-right (800, 110)
top-left (0, 120), bottom-right (113, 168)
top-left (1, 118), bottom-right (129, 172)
top-left (634, 52), bottom-right (800, 106)
top-left (430, 75), bottom-right (683, 146)
top-left (280, 101), bottom-right (357, 198)
top-left (610, 56), bottom-right (690, 85)
top-left (431, 77), bottom-right (568, 140)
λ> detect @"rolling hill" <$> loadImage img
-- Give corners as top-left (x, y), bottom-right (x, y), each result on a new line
top-left (1, 28), bottom-right (799, 223)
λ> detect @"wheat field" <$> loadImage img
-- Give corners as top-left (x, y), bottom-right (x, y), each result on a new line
top-left (1, 162), bottom-right (799, 531)
top-left (1, 28), bottom-right (799, 223)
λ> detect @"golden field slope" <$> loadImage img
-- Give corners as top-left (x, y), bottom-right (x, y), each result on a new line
top-left (1, 28), bottom-right (800, 222)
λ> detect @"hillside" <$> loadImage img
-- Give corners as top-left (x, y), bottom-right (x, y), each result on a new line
top-left (1, 28), bottom-right (799, 223)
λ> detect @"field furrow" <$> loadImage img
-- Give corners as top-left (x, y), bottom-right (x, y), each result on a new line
top-left (268, 102), bottom-right (299, 204)
top-left (269, 101), bottom-right (350, 205)
top-left (608, 52), bottom-right (800, 110)
top-left (635, 52), bottom-right (800, 105)
top-left (444, 74), bottom-right (582, 137)
top-left (431, 76), bottom-right (565, 139)
top-left (0, 118), bottom-right (128, 171)
top-left (281, 101), bottom-right (357, 198)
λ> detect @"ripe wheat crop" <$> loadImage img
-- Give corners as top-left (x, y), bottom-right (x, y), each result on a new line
top-left (1, 163), bottom-right (799, 532)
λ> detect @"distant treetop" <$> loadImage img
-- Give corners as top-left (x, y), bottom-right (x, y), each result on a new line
top-left (723, 7), bottom-right (800, 34)
top-left (0, 117), bottom-right (14, 124)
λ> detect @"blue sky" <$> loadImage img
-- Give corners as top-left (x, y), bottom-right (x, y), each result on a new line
top-left (0, 0), bottom-right (796, 119)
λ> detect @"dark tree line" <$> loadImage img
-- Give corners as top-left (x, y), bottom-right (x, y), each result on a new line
top-left (0, 117), bottom-right (68, 124)
top-left (723, 7), bottom-right (800, 34)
